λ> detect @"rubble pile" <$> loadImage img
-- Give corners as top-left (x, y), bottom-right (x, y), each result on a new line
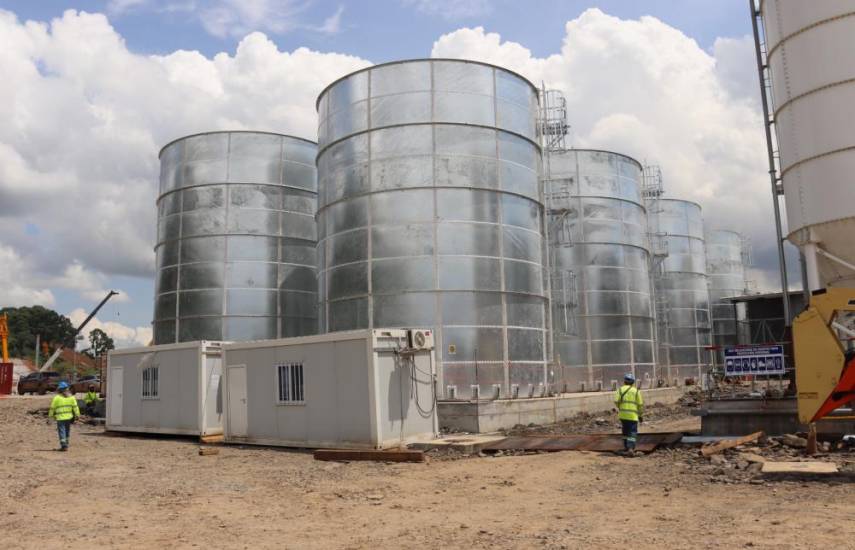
top-left (502, 392), bottom-right (703, 437)
top-left (671, 434), bottom-right (855, 485)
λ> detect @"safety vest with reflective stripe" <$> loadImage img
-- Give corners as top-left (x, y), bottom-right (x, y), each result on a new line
top-left (49, 394), bottom-right (80, 421)
top-left (614, 384), bottom-right (643, 421)
top-left (84, 391), bottom-right (98, 405)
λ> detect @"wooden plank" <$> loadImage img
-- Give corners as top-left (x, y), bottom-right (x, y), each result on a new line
top-left (761, 461), bottom-right (838, 474)
top-left (198, 447), bottom-right (220, 456)
top-left (200, 434), bottom-right (224, 444)
top-left (313, 449), bottom-right (425, 463)
top-left (700, 431), bottom-right (764, 457)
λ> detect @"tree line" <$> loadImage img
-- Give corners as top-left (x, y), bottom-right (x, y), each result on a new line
top-left (0, 306), bottom-right (114, 359)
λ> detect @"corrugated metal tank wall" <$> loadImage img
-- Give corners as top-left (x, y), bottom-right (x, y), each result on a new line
top-left (545, 149), bottom-right (656, 391)
top-left (315, 59), bottom-right (548, 399)
top-left (154, 131), bottom-right (318, 343)
top-left (647, 198), bottom-right (711, 381)
top-left (705, 229), bottom-right (748, 362)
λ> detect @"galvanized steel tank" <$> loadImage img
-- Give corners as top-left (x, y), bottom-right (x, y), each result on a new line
top-left (545, 150), bottom-right (656, 391)
top-left (315, 59), bottom-right (547, 399)
top-left (647, 198), bottom-right (711, 380)
top-left (705, 230), bottom-right (748, 361)
top-left (761, 1), bottom-right (855, 286)
top-left (154, 131), bottom-right (318, 344)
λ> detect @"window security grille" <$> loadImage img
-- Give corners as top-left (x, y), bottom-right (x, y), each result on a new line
top-left (277, 363), bottom-right (304, 404)
top-left (142, 366), bottom-right (159, 399)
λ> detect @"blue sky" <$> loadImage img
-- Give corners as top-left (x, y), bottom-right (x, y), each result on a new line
top-left (2, 1), bottom-right (777, 345)
top-left (4, 0), bottom-right (752, 60)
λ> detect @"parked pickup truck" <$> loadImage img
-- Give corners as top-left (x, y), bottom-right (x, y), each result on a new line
top-left (71, 375), bottom-right (101, 394)
top-left (17, 372), bottom-right (65, 395)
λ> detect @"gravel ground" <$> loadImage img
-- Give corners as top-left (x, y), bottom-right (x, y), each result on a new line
top-left (2, 396), bottom-right (854, 549)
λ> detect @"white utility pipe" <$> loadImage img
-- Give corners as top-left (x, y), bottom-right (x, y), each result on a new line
top-left (816, 247), bottom-right (855, 276)
top-left (803, 239), bottom-right (822, 291)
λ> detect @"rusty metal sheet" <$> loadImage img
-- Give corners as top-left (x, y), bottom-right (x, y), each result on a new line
top-left (483, 432), bottom-right (682, 453)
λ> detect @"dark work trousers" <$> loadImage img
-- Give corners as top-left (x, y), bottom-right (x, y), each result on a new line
top-left (57, 419), bottom-right (72, 449)
top-left (620, 419), bottom-right (638, 450)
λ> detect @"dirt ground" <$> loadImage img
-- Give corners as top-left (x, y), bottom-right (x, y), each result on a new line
top-left (2, 397), bottom-right (854, 550)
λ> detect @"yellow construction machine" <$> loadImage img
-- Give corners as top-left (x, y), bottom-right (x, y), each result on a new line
top-left (793, 288), bottom-right (855, 423)
top-left (0, 313), bottom-right (8, 363)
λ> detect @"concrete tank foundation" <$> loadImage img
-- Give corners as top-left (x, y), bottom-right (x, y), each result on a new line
top-left (693, 398), bottom-right (855, 436)
top-left (438, 387), bottom-right (685, 433)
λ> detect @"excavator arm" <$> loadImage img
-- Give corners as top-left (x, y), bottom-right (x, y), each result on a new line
top-left (793, 287), bottom-right (855, 423)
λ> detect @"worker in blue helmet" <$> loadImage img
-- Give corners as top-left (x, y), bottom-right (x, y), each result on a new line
top-left (614, 373), bottom-right (644, 456)
top-left (48, 381), bottom-right (80, 451)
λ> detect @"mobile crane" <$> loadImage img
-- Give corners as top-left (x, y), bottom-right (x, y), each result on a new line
top-left (39, 291), bottom-right (119, 372)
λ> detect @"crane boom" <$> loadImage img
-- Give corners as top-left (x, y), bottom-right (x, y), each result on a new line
top-left (40, 291), bottom-right (119, 372)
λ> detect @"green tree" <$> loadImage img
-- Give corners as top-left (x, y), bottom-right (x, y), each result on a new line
top-left (0, 306), bottom-right (76, 358)
top-left (88, 328), bottom-right (115, 357)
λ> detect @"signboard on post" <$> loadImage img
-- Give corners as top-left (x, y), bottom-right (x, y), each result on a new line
top-left (724, 345), bottom-right (785, 376)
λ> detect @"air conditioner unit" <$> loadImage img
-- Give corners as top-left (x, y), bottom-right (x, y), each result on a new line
top-left (407, 329), bottom-right (434, 351)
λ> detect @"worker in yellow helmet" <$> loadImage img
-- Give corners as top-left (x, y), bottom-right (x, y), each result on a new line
top-left (83, 384), bottom-right (99, 416)
top-left (614, 373), bottom-right (644, 456)
top-left (48, 381), bottom-right (80, 451)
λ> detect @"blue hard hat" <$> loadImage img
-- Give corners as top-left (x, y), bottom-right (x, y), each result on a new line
top-left (624, 373), bottom-right (636, 383)
top-left (58, 381), bottom-right (69, 390)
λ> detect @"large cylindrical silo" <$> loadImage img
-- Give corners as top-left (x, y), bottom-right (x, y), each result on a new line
top-left (545, 149), bottom-right (656, 391)
top-left (315, 59), bottom-right (547, 399)
top-left (705, 229), bottom-right (748, 363)
top-left (154, 131), bottom-right (318, 344)
top-left (647, 198), bottom-right (711, 380)
top-left (761, 1), bottom-right (855, 287)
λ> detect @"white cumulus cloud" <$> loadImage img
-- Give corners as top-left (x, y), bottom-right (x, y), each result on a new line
top-left (431, 10), bottom-right (786, 291)
top-left (67, 308), bottom-right (153, 348)
top-left (0, 244), bottom-right (56, 307)
top-left (0, 8), bottom-right (370, 307)
top-left (404, 0), bottom-right (492, 20)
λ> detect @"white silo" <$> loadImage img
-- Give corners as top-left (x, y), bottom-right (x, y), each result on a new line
top-left (758, 1), bottom-right (855, 289)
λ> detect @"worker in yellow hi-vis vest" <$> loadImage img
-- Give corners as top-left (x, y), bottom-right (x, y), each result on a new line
top-left (613, 373), bottom-right (644, 456)
top-left (48, 382), bottom-right (80, 451)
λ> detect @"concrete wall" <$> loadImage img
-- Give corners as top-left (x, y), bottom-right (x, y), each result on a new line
top-left (439, 387), bottom-right (685, 433)
top-left (695, 397), bottom-right (855, 436)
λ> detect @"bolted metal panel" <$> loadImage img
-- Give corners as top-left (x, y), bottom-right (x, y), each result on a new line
top-left (545, 149), bottom-right (656, 392)
top-left (154, 131), bottom-right (318, 344)
top-left (646, 198), bottom-right (711, 380)
top-left (316, 59), bottom-right (546, 400)
top-left (761, 1), bottom-right (855, 286)
top-left (705, 229), bottom-right (748, 363)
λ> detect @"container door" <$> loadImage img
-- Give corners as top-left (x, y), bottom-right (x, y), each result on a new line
top-left (108, 366), bottom-right (123, 425)
top-left (227, 365), bottom-right (247, 437)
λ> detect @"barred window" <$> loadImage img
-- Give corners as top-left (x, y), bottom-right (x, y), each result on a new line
top-left (276, 363), bottom-right (304, 404)
top-left (142, 366), bottom-right (159, 399)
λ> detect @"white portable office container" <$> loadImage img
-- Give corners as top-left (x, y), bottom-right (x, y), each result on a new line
top-left (222, 329), bottom-right (438, 449)
top-left (106, 341), bottom-right (224, 436)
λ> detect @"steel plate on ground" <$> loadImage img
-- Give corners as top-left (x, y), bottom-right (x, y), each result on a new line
top-left (483, 432), bottom-right (682, 453)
